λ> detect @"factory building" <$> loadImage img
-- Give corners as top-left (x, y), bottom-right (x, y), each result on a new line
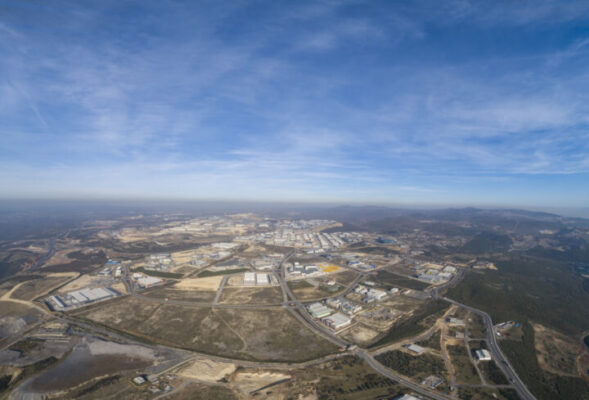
top-left (256, 273), bottom-right (270, 285)
top-left (474, 349), bottom-right (492, 361)
top-left (136, 276), bottom-right (163, 289)
top-left (243, 272), bottom-right (256, 286)
top-left (407, 344), bottom-right (425, 354)
top-left (321, 312), bottom-right (351, 330)
top-left (308, 302), bottom-right (333, 318)
top-left (45, 287), bottom-right (119, 310)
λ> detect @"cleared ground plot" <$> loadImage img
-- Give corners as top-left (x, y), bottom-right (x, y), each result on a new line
top-left (218, 287), bottom-right (283, 305)
top-left (78, 296), bottom-right (338, 362)
top-left (288, 279), bottom-right (344, 300)
top-left (12, 274), bottom-right (74, 301)
top-left (143, 287), bottom-right (217, 302)
top-left (174, 276), bottom-right (223, 291)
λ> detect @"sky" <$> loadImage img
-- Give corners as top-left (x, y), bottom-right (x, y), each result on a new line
top-left (1, 0), bottom-right (589, 211)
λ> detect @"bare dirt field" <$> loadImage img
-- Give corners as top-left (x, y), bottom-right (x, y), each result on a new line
top-left (171, 249), bottom-right (197, 264)
top-left (11, 273), bottom-right (75, 300)
top-left (79, 297), bottom-right (338, 362)
top-left (533, 323), bottom-right (582, 377)
top-left (178, 358), bottom-right (236, 382)
top-left (233, 356), bottom-right (405, 400)
top-left (143, 287), bottom-right (216, 302)
top-left (231, 369), bottom-right (291, 395)
top-left (174, 276), bottom-right (223, 291)
top-left (43, 249), bottom-right (78, 267)
top-left (339, 323), bottom-right (381, 346)
top-left (288, 279), bottom-right (345, 301)
top-left (218, 287), bottom-right (283, 305)
top-left (58, 274), bottom-right (111, 293)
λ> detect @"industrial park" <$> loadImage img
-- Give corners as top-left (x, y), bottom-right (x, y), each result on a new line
top-left (2, 208), bottom-right (573, 400)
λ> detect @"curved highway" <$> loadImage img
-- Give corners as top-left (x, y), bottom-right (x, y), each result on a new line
top-left (443, 297), bottom-right (536, 400)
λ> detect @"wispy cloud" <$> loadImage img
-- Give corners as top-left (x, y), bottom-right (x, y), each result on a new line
top-left (0, 1), bottom-right (588, 206)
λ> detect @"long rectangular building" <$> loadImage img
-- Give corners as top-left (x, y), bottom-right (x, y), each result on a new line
top-left (322, 312), bottom-right (351, 330)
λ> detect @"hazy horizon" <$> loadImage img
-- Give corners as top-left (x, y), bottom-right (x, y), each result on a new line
top-left (0, 197), bottom-right (587, 219)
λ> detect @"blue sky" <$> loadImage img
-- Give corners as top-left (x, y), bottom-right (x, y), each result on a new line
top-left (1, 0), bottom-right (589, 210)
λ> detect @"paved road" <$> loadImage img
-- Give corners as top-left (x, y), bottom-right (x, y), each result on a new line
top-left (357, 350), bottom-right (452, 400)
top-left (443, 297), bottom-right (536, 400)
top-left (277, 251), bottom-right (452, 400)
top-left (213, 276), bottom-right (229, 305)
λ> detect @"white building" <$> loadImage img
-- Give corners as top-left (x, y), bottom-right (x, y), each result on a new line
top-left (322, 312), bottom-right (351, 330)
top-left (308, 302), bottom-right (332, 318)
top-left (407, 344), bottom-right (425, 354)
top-left (367, 288), bottom-right (387, 300)
top-left (474, 349), bottom-right (492, 361)
top-left (243, 272), bottom-right (256, 285)
top-left (393, 395), bottom-right (423, 400)
top-left (256, 273), bottom-right (270, 285)
top-left (137, 276), bottom-right (163, 288)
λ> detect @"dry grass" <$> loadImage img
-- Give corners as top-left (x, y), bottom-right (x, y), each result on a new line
top-left (174, 276), bottom-right (223, 291)
top-left (178, 359), bottom-right (236, 382)
top-left (533, 323), bottom-right (582, 377)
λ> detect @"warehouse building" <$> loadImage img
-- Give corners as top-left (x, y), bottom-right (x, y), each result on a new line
top-left (256, 273), bottom-right (270, 285)
top-left (136, 276), bottom-right (163, 289)
top-left (407, 344), bottom-right (425, 354)
top-left (322, 312), bottom-right (351, 330)
top-left (474, 349), bottom-right (492, 361)
top-left (45, 286), bottom-right (119, 310)
top-left (308, 302), bottom-right (333, 318)
top-left (243, 272), bottom-right (256, 286)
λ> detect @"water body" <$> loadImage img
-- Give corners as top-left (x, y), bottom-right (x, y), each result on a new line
top-left (584, 335), bottom-right (589, 350)
top-left (29, 340), bottom-right (153, 392)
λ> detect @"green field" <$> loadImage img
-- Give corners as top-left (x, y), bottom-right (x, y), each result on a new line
top-left (134, 267), bottom-right (184, 279)
top-left (417, 329), bottom-right (441, 350)
top-left (197, 268), bottom-right (248, 277)
top-left (370, 300), bottom-right (449, 348)
top-left (374, 270), bottom-right (429, 290)
top-left (447, 255), bottom-right (589, 336)
top-left (375, 350), bottom-right (446, 379)
top-left (499, 321), bottom-right (589, 400)
top-left (447, 345), bottom-right (480, 385)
